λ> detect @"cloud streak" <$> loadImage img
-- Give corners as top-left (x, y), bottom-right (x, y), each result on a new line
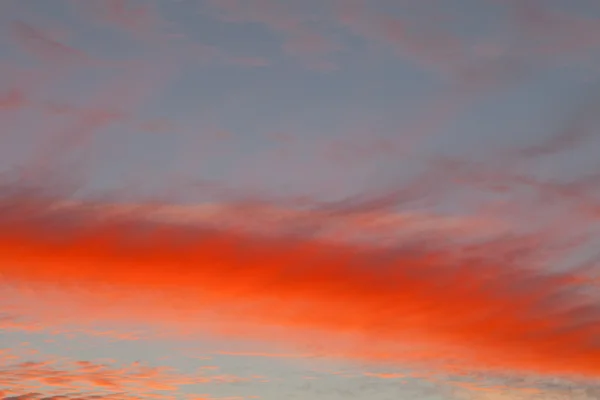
top-left (0, 185), bottom-right (598, 380)
top-left (0, 347), bottom-right (255, 400)
top-left (10, 21), bottom-right (92, 66)
top-left (205, 0), bottom-right (340, 69)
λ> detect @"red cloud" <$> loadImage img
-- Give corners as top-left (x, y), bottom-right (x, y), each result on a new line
top-left (0, 89), bottom-right (27, 111)
top-left (0, 188), bottom-right (598, 380)
top-left (2, 0), bottom-right (600, 393)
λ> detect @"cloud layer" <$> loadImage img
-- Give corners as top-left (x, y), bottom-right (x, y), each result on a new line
top-left (0, 186), bottom-right (598, 379)
top-left (3, 1), bottom-right (600, 399)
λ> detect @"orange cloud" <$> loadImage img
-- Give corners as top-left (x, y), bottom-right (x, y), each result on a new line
top-left (0, 189), bottom-right (598, 380)
top-left (214, 351), bottom-right (313, 359)
top-left (0, 347), bottom-right (258, 400)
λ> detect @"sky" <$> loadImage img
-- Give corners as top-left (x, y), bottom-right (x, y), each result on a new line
top-left (2, 0), bottom-right (600, 399)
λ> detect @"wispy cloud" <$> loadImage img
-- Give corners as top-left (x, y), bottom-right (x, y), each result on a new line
top-left (0, 186), bottom-right (597, 379)
top-left (205, 0), bottom-right (340, 69)
top-left (0, 347), bottom-right (260, 400)
top-left (70, 0), bottom-right (167, 41)
top-left (0, 89), bottom-right (26, 111)
top-left (10, 21), bottom-right (92, 65)
top-left (333, 0), bottom-right (470, 75)
top-left (214, 351), bottom-right (314, 359)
